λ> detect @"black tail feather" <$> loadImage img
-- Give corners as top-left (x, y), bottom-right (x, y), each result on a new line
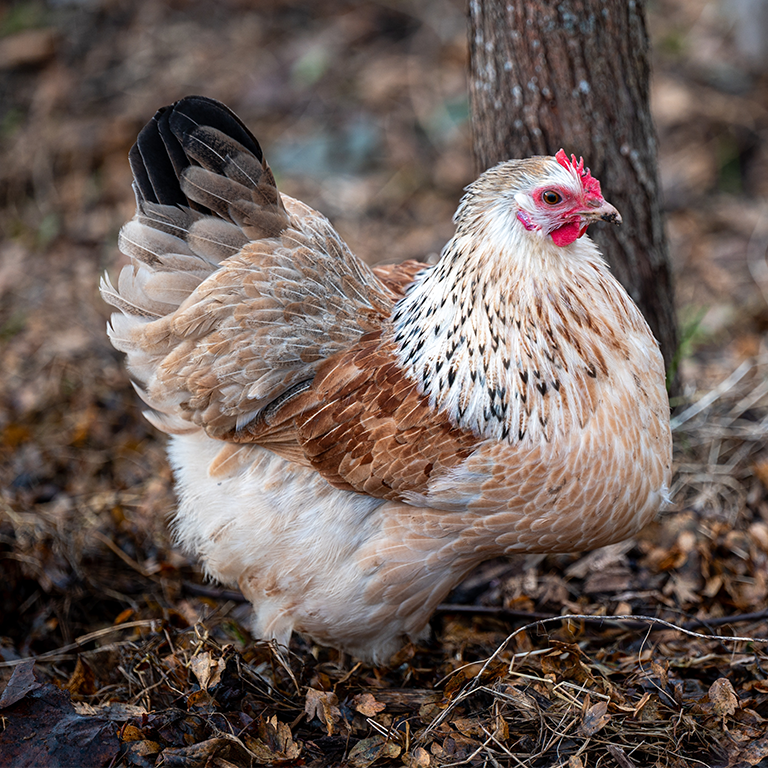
top-left (129, 96), bottom-right (265, 212)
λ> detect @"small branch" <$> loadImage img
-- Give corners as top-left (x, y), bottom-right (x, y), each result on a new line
top-left (0, 620), bottom-right (161, 668)
top-left (438, 603), bottom-right (768, 633)
top-left (182, 581), bottom-right (247, 602)
top-left (92, 530), bottom-right (156, 580)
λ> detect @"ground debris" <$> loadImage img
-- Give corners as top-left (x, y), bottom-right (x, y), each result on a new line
top-left (3, 0), bottom-right (768, 765)
top-left (1, 603), bottom-right (765, 766)
top-left (0, 661), bottom-right (119, 767)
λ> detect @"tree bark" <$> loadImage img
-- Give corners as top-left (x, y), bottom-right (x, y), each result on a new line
top-left (468, 0), bottom-right (678, 384)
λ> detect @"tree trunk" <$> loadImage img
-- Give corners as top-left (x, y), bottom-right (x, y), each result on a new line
top-left (468, 0), bottom-right (678, 385)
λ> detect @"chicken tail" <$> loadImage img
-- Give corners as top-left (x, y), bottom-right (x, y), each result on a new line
top-left (130, 96), bottom-right (288, 245)
top-left (101, 96), bottom-right (290, 432)
top-left (102, 96), bottom-right (398, 440)
top-left (116, 95), bottom-right (289, 276)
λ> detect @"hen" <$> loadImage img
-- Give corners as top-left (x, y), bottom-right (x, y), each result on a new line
top-left (102, 96), bottom-right (672, 663)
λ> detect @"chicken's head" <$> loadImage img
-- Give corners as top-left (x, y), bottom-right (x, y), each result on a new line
top-left (457, 151), bottom-right (622, 249)
top-left (513, 150), bottom-right (621, 247)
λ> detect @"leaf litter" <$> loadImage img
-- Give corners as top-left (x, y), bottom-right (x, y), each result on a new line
top-left (3, 0), bottom-right (768, 765)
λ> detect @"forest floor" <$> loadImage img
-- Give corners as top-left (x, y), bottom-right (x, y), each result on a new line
top-left (2, 0), bottom-right (768, 766)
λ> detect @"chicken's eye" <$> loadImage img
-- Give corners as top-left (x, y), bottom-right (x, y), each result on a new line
top-left (542, 190), bottom-right (562, 205)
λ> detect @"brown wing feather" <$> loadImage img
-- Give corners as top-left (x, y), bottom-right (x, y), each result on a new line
top-left (372, 260), bottom-right (428, 297)
top-left (226, 329), bottom-right (480, 500)
top-left (300, 331), bottom-right (479, 499)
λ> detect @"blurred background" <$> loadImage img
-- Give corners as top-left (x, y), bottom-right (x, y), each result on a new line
top-left (2, 0), bottom-right (768, 658)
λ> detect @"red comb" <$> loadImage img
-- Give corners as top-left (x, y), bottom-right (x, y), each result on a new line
top-left (555, 149), bottom-right (602, 198)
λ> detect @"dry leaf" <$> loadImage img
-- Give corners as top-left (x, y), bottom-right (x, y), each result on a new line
top-left (500, 684), bottom-right (539, 719)
top-left (347, 735), bottom-right (401, 767)
top-left (304, 688), bottom-right (341, 736)
top-left (748, 522), bottom-right (768, 553)
top-left (451, 717), bottom-right (485, 737)
top-left (404, 746), bottom-right (430, 767)
top-left (119, 724), bottom-right (144, 743)
top-left (649, 660), bottom-right (669, 689)
top-left (607, 743), bottom-right (637, 768)
top-left (752, 458), bottom-right (768, 491)
top-left (709, 677), bottom-right (739, 719)
top-left (494, 711), bottom-right (509, 741)
top-left (65, 658), bottom-right (96, 698)
top-left (0, 676), bottom-right (119, 767)
top-left (120, 741), bottom-right (162, 762)
top-left (161, 737), bottom-right (251, 766)
top-left (186, 689), bottom-right (217, 711)
top-left (113, 607), bottom-right (135, 625)
top-left (579, 700), bottom-right (611, 736)
top-left (352, 692), bottom-right (386, 717)
top-left (733, 735), bottom-right (768, 766)
top-left (189, 651), bottom-right (224, 691)
top-left (244, 715), bottom-right (301, 763)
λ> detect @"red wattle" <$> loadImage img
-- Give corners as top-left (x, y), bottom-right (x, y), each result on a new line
top-left (551, 221), bottom-right (581, 247)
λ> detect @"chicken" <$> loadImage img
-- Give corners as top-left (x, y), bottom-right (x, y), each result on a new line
top-left (101, 96), bottom-right (672, 663)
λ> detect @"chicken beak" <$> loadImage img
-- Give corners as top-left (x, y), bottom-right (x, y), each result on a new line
top-left (586, 200), bottom-right (622, 226)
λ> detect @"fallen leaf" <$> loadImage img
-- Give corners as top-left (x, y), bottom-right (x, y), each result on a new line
top-left (752, 458), bottom-right (768, 492)
top-left (121, 740), bottom-right (162, 763)
top-left (186, 689), bottom-right (218, 711)
top-left (72, 702), bottom-right (147, 721)
top-left (160, 737), bottom-right (250, 767)
top-left (709, 677), bottom-right (739, 719)
top-left (119, 724), bottom-right (144, 742)
top-left (500, 684), bottom-right (539, 719)
top-left (0, 673), bottom-right (118, 768)
top-left (65, 657), bottom-right (96, 698)
top-left (404, 746), bottom-right (430, 767)
top-left (353, 691), bottom-right (386, 717)
top-left (113, 607), bottom-right (135, 625)
top-left (0, 660), bottom-right (41, 709)
top-left (734, 735), bottom-right (768, 766)
top-left (748, 521), bottom-right (768, 552)
top-left (451, 717), bottom-right (484, 737)
top-left (305, 688), bottom-right (340, 736)
top-left (607, 743), bottom-right (637, 768)
top-left (347, 735), bottom-right (401, 768)
top-left (189, 650), bottom-right (224, 691)
top-left (444, 659), bottom-right (506, 699)
top-left (649, 660), bottom-right (669, 689)
top-left (244, 716), bottom-right (301, 763)
top-left (579, 700), bottom-right (611, 736)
